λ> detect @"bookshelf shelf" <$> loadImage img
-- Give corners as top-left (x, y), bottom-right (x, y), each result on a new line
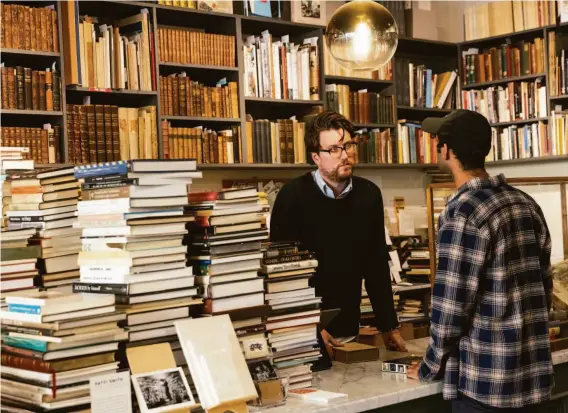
top-left (353, 123), bottom-right (396, 129)
top-left (158, 62), bottom-right (239, 72)
top-left (161, 116), bottom-right (241, 123)
top-left (486, 155), bottom-right (568, 166)
top-left (153, 2), bottom-right (236, 19)
top-left (240, 14), bottom-right (324, 30)
top-left (245, 97), bottom-right (323, 105)
top-left (489, 117), bottom-right (548, 127)
top-left (324, 75), bottom-right (393, 85)
top-left (0, 48), bottom-right (61, 57)
top-left (1, 109), bottom-right (63, 116)
top-left (462, 73), bottom-right (546, 90)
top-left (198, 163), bottom-right (437, 170)
top-left (35, 163), bottom-right (74, 169)
top-left (460, 25), bottom-right (552, 47)
top-left (66, 87), bottom-right (158, 95)
top-left (397, 106), bottom-right (453, 114)
top-left (550, 94), bottom-right (568, 101)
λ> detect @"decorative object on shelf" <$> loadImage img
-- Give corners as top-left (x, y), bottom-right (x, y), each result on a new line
top-left (290, 0), bottom-right (327, 26)
top-left (325, 0), bottom-right (397, 71)
top-left (197, 0), bottom-right (233, 14)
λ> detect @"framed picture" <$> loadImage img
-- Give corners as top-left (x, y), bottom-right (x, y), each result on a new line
top-left (291, 0), bottom-right (327, 26)
top-left (131, 367), bottom-right (196, 413)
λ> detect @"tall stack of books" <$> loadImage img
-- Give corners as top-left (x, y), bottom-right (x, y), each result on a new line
top-left (396, 296), bottom-right (425, 322)
top-left (0, 290), bottom-right (127, 411)
top-left (6, 167), bottom-right (81, 293)
top-left (72, 159), bottom-right (203, 351)
top-left (187, 186), bottom-right (269, 316)
top-left (243, 33), bottom-right (320, 101)
top-left (261, 242), bottom-right (321, 390)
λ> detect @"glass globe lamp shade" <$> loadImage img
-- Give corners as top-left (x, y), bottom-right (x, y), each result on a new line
top-left (325, 0), bottom-right (398, 71)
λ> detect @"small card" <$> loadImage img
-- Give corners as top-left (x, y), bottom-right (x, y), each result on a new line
top-left (90, 371), bottom-right (132, 413)
top-left (242, 336), bottom-right (269, 360)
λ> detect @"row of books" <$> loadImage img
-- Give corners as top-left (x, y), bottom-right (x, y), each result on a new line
top-left (246, 119), bottom-right (307, 165)
top-left (462, 38), bottom-right (546, 86)
top-left (0, 3), bottom-right (59, 52)
top-left (462, 80), bottom-right (548, 125)
top-left (0, 67), bottom-right (61, 112)
top-left (323, 41), bottom-right (393, 81)
top-left (550, 111), bottom-right (568, 157)
top-left (549, 31), bottom-right (568, 97)
top-left (395, 122), bottom-right (438, 165)
top-left (0, 126), bottom-right (61, 165)
top-left (395, 59), bottom-right (458, 109)
top-left (325, 85), bottom-right (394, 125)
top-left (157, 28), bottom-right (236, 67)
top-left (488, 122), bottom-right (552, 162)
top-left (157, 0), bottom-right (233, 13)
top-left (464, 1), bottom-right (558, 41)
top-left (243, 34), bottom-right (320, 101)
top-left (159, 75), bottom-right (239, 118)
top-left (161, 122), bottom-right (242, 164)
top-left (354, 129), bottom-right (396, 165)
top-left (62, 3), bottom-right (154, 91)
top-left (66, 104), bottom-right (158, 165)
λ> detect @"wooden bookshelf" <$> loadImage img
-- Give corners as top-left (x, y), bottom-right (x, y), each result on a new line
top-left (462, 73), bottom-right (546, 90)
top-left (199, 163), bottom-right (438, 170)
top-left (1, 0), bottom-right (565, 169)
top-left (489, 117), bottom-right (548, 127)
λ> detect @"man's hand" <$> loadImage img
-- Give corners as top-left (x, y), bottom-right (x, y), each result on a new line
top-left (382, 329), bottom-right (408, 352)
top-left (321, 329), bottom-right (343, 359)
top-left (406, 362), bottom-right (420, 380)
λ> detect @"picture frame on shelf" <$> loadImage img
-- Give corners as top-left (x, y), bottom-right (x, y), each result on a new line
top-left (291, 0), bottom-right (326, 26)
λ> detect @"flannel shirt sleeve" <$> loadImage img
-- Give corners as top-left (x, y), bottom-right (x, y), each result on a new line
top-left (418, 211), bottom-right (489, 381)
top-left (536, 209), bottom-right (553, 312)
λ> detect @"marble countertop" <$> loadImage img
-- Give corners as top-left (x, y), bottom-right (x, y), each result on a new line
top-left (264, 338), bottom-right (568, 413)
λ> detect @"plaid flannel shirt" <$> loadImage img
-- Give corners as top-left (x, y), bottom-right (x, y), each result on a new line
top-left (418, 174), bottom-right (554, 408)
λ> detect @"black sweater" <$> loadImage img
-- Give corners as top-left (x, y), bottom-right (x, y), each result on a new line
top-left (270, 173), bottom-right (398, 337)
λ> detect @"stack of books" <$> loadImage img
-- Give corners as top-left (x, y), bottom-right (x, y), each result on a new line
top-left (261, 242), bottom-right (321, 390)
top-left (396, 297), bottom-right (425, 321)
top-left (403, 248), bottom-right (431, 284)
top-left (6, 167), bottom-right (81, 293)
top-left (0, 228), bottom-right (40, 307)
top-left (72, 159), bottom-right (203, 350)
top-left (0, 290), bottom-right (127, 411)
top-left (243, 33), bottom-right (320, 101)
top-left (187, 186), bottom-right (269, 316)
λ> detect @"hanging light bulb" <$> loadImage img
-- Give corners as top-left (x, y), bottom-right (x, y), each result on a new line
top-left (326, 0), bottom-right (398, 71)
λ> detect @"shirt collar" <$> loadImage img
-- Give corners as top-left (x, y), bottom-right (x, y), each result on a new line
top-left (449, 173), bottom-right (507, 202)
top-left (312, 170), bottom-right (353, 200)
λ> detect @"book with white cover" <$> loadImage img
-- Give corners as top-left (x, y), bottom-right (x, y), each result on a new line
top-left (175, 315), bottom-right (258, 409)
top-left (287, 388), bottom-right (347, 403)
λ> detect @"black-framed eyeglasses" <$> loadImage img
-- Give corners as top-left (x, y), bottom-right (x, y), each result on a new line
top-left (318, 142), bottom-right (358, 158)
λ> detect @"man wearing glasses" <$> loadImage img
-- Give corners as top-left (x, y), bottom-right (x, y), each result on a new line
top-left (270, 111), bottom-right (407, 357)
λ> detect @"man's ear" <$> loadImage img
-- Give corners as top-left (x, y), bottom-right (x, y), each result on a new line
top-left (443, 145), bottom-right (451, 161)
top-left (311, 152), bottom-right (319, 165)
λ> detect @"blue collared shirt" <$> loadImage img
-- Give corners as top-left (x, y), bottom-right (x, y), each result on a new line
top-left (311, 170), bottom-right (353, 199)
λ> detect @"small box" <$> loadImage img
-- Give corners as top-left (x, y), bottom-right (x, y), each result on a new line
top-left (334, 342), bottom-right (379, 364)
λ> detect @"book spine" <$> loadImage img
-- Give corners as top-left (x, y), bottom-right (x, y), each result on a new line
top-left (73, 161), bottom-right (129, 178)
top-left (6, 304), bottom-right (42, 315)
top-left (2, 336), bottom-right (47, 353)
top-left (72, 282), bottom-right (128, 295)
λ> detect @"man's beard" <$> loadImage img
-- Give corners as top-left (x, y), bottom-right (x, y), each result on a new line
top-left (327, 161), bottom-right (353, 183)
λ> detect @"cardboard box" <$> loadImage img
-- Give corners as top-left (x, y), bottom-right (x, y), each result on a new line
top-left (334, 342), bottom-right (380, 364)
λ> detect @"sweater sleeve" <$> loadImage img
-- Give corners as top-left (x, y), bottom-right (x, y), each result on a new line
top-left (364, 185), bottom-right (399, 332)
top-left (269, 181), bottom-right (300, 243)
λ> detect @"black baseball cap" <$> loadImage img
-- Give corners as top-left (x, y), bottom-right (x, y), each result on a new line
top-left (422, 109), bottom-right (491, 157)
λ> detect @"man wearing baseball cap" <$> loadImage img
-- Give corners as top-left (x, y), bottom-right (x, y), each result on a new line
top-left (407, 109), bottom-right (553, 413)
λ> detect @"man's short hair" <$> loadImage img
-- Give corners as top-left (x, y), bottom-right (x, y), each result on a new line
top-left (304, 111), bottom-right (354, 164)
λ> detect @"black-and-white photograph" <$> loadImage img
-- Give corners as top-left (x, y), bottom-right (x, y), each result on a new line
top-left (301, 0), bottom-right (321, 18)
top-left (131, 367), bottom-right (196, 413)
top-left (248, 359), bottom-right (277, 382)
